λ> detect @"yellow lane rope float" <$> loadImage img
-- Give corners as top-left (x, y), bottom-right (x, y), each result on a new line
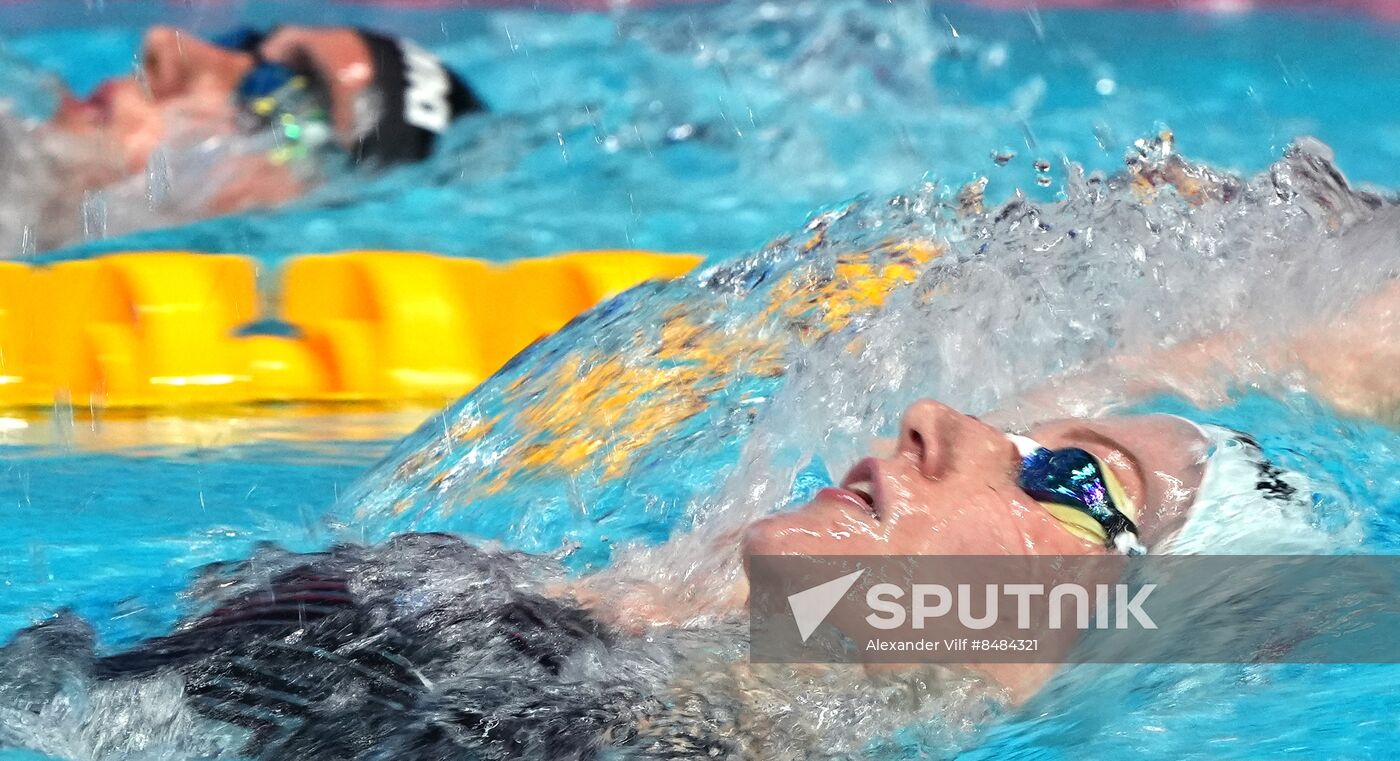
top-left (0, 250), bottom-right (702, 410)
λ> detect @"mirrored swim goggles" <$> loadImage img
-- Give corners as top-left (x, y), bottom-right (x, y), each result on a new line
top-left (1008, 435), bottom-right (1147, 556)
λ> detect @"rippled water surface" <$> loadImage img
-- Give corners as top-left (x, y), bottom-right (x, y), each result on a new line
top-left (2, 0), bottom-right (1399, 261)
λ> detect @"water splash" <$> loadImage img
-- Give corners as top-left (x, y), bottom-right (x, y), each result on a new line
top-left (36, 137), bottom-right (1316, 758)
top-left (1, 137), bottom-right (1396, 761)
top-left (339, 136), bottom-right (1395, 577)
top-left (27, 0), bottom-right (1400, 262)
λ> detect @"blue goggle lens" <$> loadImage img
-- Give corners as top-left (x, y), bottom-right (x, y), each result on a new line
top-left (1016, 444), bottom-right (1141, 553)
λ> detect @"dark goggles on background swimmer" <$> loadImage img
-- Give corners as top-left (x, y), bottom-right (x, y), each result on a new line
top-left (211, 27), bottom-right (334, 161)
top-left (211, 27), bottom-right (296, 100)
top-left (213, 25), bottom-right (485, 165)
top-left (213, 27), bottom-right (328, 108)
top-left (1008, 435), bottom-right (1146, 556)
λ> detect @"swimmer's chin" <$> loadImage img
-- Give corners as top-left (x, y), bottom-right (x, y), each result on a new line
top-left (742, 496), bottom-right (878, 561)
top-left (740, 513), bottom-right (811, 562)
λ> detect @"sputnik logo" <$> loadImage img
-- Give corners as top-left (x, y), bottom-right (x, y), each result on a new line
top-left (787, 569), bottom-right (865, 643)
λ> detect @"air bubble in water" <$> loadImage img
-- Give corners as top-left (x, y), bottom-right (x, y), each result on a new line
top-left (991, 149), bottom-right (1016, 166)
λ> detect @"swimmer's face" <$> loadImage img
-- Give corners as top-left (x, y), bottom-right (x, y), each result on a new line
top-left (743, 400), bottom-right (1207, 559)
top-left (49, 26), bottom-right (252, 173)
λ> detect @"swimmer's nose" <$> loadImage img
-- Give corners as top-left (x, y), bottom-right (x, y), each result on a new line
top-left (896, 399), bottom-right (960, 480)
top-left (896, 399), bottom-right (1015, 481)
top-left (142, 26), bottom-right (192, 100)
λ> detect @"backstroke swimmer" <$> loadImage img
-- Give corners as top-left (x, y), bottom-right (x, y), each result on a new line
top-left (1, 24), bottom-right (483, 253)
top-left (0, 274), bottom-right (1395, 757)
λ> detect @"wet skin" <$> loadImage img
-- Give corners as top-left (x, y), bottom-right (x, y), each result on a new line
top-left (44, 25), bottom-right (374, 211)
top-left (737, 399), bottom-right (1210, 699)
top-left (50, 27), bottom-right (254, 174)
top-left (744, 399), bottom-right (1209, 560)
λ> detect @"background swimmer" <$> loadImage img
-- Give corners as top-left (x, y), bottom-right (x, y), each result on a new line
top-left (2, 24), bottom-right (484, 253)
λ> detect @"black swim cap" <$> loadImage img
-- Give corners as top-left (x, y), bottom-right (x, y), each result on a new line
top-left (213, 26), bottom-right (486, 166)
top-left (352, 30), bottom-right (486, 165)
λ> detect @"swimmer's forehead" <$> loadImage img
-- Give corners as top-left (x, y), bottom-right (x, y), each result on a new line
top-left (1022, 415), bottom-right (1180, 446)
top-left (864, 414), bottom-right (1182, 460)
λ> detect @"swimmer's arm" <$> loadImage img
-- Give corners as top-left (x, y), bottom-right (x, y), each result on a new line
top-left (1120, 279), bottom-right (1400, 419)
top-left (996, 279), bottom-right (1400, 424)
top-left (1286, 278), bottom-right (1400, 418)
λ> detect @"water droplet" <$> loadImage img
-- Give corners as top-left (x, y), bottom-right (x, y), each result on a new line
top-left (1095, 78), bottom-right (1117, 96)
top-left (1034, 159), bottom-right (1051, 173)
top-left (146, 148), bottom-right (172, 207)
top-left (19, 226), bottom-right (35, 260)
top-left (1025, 7), bottom-right (1045, 41)
top-left (1036, 175), bottom-right (1053, 187)
top-left (1093, 124), bottom-right (1116, 151)
top-left (985, 44), bottom-right (1008, 69)
top-left (991, 149), bottom-right (1017, 166)
top-left (81, 192), bottom-right (107, 241)
top-left (666, 123), bottom-right (696, 142)
top-left (957, 177), bottom-right (988, 215)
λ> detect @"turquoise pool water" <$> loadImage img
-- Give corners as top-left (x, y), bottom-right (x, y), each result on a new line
top-left (3, 0), bottom-right (1398, 262)
top-left (2, 1), bottom-right (1399, 759)
top-left (0, 411), bottom-right (427, 646)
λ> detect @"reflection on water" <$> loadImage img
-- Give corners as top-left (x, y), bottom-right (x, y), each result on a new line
top-left (0, 403), bottom-right (435, 455)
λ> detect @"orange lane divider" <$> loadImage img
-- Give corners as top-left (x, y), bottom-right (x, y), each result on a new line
top-left (0, 250), bottom-right (702, 409)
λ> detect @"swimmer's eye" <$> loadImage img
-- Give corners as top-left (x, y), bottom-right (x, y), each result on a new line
top-left (1010, 435), bottom-right (1145, 556)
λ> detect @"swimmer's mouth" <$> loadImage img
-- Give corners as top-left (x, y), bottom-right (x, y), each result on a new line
top-left (59, 83), bottom-right (115, 126)
top-left (821, 457), bottom-right (882, 518)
